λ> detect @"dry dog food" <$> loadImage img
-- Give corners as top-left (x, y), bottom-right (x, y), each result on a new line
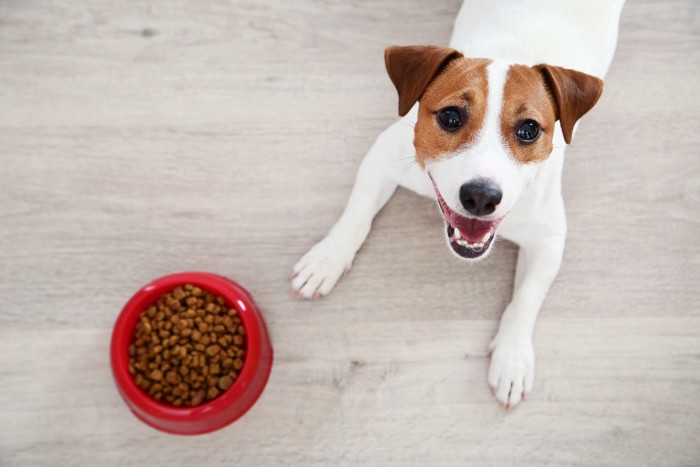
top-left (128, 284), bottom-right (246, 407)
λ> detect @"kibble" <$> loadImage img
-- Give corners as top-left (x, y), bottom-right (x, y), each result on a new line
top-left (129, 285), bottom-right (246, 407)
top-left (218, 375), bottom-right (234, 391)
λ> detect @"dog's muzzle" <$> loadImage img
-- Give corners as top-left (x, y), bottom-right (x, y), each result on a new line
top-left (433, 185), bottom-right (504, 260)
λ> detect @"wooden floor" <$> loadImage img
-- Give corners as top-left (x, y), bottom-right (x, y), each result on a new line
top-left (1, 0), bottom-right (699, 465)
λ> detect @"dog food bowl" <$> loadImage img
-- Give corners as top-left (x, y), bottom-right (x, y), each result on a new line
top-left (110, 272), bottom-right (273, 435)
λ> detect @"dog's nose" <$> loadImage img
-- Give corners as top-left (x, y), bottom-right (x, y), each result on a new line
top-left (459, 180), bottom-right (502, 216)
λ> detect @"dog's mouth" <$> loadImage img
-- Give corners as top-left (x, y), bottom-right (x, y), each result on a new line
top-left (434, 186), bottom-right (503, 260)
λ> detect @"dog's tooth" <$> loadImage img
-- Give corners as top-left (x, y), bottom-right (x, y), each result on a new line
top-left (454, 228), bottom-right (461, 239)
top-left (455, 236), bottom-right (488, 250)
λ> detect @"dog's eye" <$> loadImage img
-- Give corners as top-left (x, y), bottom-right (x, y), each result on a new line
top-left (436, 107), bottom-right (463, 131)
top-left (516, 120), bottom-right (540, 142)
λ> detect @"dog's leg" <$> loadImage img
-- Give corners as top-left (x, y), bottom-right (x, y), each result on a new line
top-left (291, 117), bottom-right (414, 299)
top-left (488, 203), bottom-right (566, 408)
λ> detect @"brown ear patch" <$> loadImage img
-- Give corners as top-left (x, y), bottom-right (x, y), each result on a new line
top-left (412, 57), bottom-right (491, 167)
top-left (385, 45), bottom-right (464, 116)
top-left (535, 64), bottom-right (604, 144)
top-left (500, 65), bottom-right (557, 164)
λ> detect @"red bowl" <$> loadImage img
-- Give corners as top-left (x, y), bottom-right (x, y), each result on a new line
top-left (110, 272), bottom-right (273, 435)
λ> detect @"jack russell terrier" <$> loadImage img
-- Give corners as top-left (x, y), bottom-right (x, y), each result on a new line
top-left (291, 0), bottom-right (625, 407)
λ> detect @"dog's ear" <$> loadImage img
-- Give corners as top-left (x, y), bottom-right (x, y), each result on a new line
top-left (535, 64), bottom-right (604, 144)
top-left (385, 45), bottom-right (463, 116)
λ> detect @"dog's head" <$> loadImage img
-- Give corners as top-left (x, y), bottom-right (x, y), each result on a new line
top-left (385, 46), bottom-right (603, 260)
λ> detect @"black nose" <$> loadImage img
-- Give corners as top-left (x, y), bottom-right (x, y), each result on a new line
top-left (459, 180), bottom-right (502, 216)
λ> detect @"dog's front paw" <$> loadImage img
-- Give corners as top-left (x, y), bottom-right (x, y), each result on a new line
top-left (291, 237), bottom-right (354, 299)
top-left (487, 335), bottom-right (535, 408)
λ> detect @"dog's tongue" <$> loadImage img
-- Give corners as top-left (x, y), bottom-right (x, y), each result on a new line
top-left (450, 215), bottom-right (494, 242)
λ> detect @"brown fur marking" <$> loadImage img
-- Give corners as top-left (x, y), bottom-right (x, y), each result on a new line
top-left (385, 46), bottom-right (464, 117)
top-left (413, 58), bottom-right (491, 167)
top-left (535, 64), bottom-right (604, 144)
top-left (500, 65), bottom-right (557, 164)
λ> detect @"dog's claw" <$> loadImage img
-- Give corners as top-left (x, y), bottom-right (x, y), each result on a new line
top-left (487, 340), bottom-right (496, 354)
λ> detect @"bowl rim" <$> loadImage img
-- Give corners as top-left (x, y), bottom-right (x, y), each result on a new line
top-left (110, 272), bottom-right (270, 434)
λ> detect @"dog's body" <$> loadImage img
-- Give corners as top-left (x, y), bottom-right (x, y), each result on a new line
top-left (292, 0), bottom-right (625, 407)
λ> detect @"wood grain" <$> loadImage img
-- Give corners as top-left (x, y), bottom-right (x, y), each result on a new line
top-left (1, 0), bottom-right (699, 465)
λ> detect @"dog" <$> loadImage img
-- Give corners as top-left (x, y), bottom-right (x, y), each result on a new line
top-left (291, 0), bottom-right (625, 408)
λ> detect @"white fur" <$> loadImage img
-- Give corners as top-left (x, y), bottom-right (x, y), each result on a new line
top-left (292, 0), bottom-right (624, 408)
top-left (450, 0), bottom-right (625, 78)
